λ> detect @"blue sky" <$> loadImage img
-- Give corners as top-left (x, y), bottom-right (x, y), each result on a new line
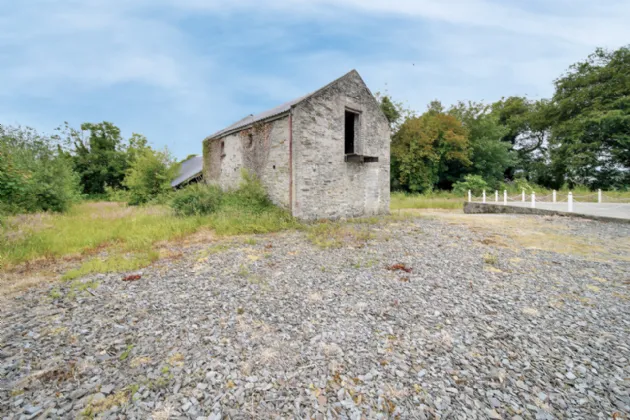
top-left (1, 0), bottom-right (629, 159)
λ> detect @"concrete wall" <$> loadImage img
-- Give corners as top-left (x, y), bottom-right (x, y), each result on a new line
top-left (291, 70), bottom-right (390, 220)
top-left (203, 116), bottom-right (290, 208)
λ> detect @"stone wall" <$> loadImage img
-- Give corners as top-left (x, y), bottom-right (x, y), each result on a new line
top-left (291, 70), bottom-right (390, 220)
top-left (464, 202), bottom-right (630, 224)
top-left (203, 116), bottom-right (290, 208)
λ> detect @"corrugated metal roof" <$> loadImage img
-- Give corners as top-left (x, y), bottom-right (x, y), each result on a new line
top-left (208, 94), bottom-right (309, 139)
top-left (206, 70), bottom-right (359, 140)
top-left (171, 155), bottom-right (203, 187)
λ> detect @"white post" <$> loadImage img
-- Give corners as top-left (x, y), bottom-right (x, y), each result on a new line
top-left (531, 192), bottom-right (536, 208)
top-left (522, 189), bottom-right (525, 202)
top-left (568, 192), bottom-right (573, 212)
top-left (598, 189), bottom-right (602, 203)
top-left (482, 190), bottom-right (486, 203)
top-left (503, 190), bottom-right (507, 206)
top-left (468, 190), bottom-right (472, 202)
top-left (495, 190), bottom-right (498, 203)
top-left (553, 190), bottom-right (557, 203)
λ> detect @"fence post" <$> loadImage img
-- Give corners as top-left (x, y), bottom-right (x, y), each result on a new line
top-left (495, 190), bottom-right (498, 202)
top-left (598, 189), bottom-right (602, 203)
top-left (503, 190), bottom-right (507, 206)
top-left (568, 192), bottom-right (573, 212)
top-left (468, 190), bottom-right (471, 202)
top-left (531, 192), bottom-right (536, 208)
top-left (553, 190), bottom-right (556, 203)
top-left (482, 190), bottom-right (486, 203)
top-left (522, 189), bottom-right (525, 202)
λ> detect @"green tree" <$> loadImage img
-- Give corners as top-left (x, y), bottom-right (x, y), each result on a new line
top-left (491, 96), bottom-right (551, 180)
top-left (391, 103), bottom-right (470, 192)
top-left (547, 46), bottom-right (630, 188)
top-left (66, 122), bottom-right (129, 195)
top-left (448, 102), bottom-right (516, 187)
top-left (123, 147), bottom-right (179, 205)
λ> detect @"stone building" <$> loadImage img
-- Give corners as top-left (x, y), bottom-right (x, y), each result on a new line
top-left (202, 70), bottom-right (390, 220)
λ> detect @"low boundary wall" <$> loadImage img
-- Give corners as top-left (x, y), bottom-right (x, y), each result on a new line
top-left (463, 202), bottom-right (630, 224)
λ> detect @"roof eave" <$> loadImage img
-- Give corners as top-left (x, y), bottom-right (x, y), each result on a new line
top-left (205, 109), bottom-right (292, 141)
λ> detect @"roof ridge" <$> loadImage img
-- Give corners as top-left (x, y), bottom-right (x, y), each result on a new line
top-left (206, 69), bottom-right (358, 140)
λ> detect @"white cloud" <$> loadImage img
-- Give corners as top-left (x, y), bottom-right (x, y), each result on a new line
top-left (0, 0), bottom-right (628, 158)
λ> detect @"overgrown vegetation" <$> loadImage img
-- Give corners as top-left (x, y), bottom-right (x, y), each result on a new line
top-left (0, 125), bottom-right (81, 215)
top-left (383, 45), bottom-right (630, 192)
top-left (0, 174), bottom-right (298, 274)
top-left (171, 183), bottom-right (223, 216)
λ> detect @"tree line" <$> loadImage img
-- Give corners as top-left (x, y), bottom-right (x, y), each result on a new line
top-left (2, 45), bottom-right (628, 217)
top-left (381, 45), bottom-right (630, 193)
top-left (0, 122), bottom-right (178, 216)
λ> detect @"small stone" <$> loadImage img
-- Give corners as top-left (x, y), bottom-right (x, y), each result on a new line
top-left (566, 372), bottom-right (576, 380)
top-left (24, 405), bottom-right (42, 415)
top-left (101, 385), bottom-right (115, 395)
top-left (516, 380), bottom-right (528, 391)
top-left (486, 409), bottom-right (502, 419)
top-left (489, 397), bottom-right (501, 408)
top-left (197, 383), bottom-right (208, 390)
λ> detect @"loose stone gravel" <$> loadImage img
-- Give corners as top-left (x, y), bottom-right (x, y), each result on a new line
top-left (1, 214), bottom-right (629, 419)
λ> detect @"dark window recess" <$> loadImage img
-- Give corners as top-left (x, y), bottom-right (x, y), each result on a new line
top-left (220, 141), bottom-right (225, 158)
top-left (344, 110), bottom-right (358, 154)
top-left (364, 156), bottom-right (379, 163)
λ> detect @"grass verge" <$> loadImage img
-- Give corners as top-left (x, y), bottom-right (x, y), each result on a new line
top-left (390, 192), bottom-right (464, 210)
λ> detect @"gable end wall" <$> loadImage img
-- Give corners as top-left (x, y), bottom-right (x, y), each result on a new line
top-left (291, 71), bottom-right (390, 220)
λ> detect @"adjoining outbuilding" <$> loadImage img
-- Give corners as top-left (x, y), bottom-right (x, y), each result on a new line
top-left (202, 70), bottom-right (390, 220)
top-left (171, 155), bottom-right (203, 188)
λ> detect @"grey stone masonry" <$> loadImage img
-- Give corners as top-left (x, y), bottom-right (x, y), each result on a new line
top-left (202, 70), bottom-right (390, 220)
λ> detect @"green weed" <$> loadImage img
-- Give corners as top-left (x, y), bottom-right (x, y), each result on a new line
top-left (62, 251), bottom-right (159, 281)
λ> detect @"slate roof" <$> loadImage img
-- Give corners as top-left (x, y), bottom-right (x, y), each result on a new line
top-left (171, 155), bottom-right (203, 188)
top-left (207, 70), bottom-right (359, 140)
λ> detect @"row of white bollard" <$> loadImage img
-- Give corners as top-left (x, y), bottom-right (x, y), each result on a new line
top-left (468, 189), bottom-right (580, 213)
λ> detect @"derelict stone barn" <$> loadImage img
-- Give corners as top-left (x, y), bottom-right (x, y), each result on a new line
top-left (202, 70), bottom-right (390, 220)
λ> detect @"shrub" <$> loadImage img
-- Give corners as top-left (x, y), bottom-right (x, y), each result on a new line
top-left (0, 125), bottom-right (81, 214)
top-left (104, 185), bottom-right (131, 203)
top-left (124, 148), bottom-right (179, 205)
top-left (171, 183), bottom-right (223, 216)
top-left (452, 174), bottom-right (489, 196)
top-left (514, 178), bottom-right (535, 193)
top-left (222, 170), bottom-right (272, 212)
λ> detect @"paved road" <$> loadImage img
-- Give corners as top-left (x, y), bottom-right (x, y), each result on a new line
top-left (496, 200), bottom-right (630, 220)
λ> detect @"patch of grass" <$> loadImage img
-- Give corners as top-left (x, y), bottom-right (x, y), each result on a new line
top-left (49, 287), bottom-right (62, 299)
top-left (237, 264), bottom-right (250, 277)
top-left (119, 344), bottom-right (134, 361)
top-left (62, 251), bottom-right (160, 281)
top-left (483, 254), bottom-right (498, 265)
top-left (82, 386), bottom-right (136, 418)
top-left (1, 203), bottom-right (207, 268)
top-left (307, 222), bottom-right (374, 249)
top-left (166, 353), bottom-right (184, 366)
top-left (1, 197), bottom-right (300, 276)
top-left (207, 206), bottom-right (300, 236)
top-left (390, 192), bottom-right (464, 210)
top-left (243, 237), bottom-right (258, 245)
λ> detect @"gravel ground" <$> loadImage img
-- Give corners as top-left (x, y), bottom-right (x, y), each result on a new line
top-left (1, 214), bottom-right (629, 419)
